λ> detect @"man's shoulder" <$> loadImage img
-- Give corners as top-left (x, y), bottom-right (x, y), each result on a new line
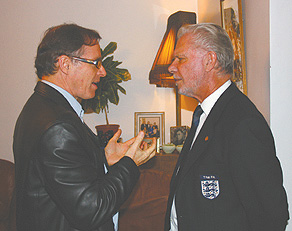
top-left (211, 84), bottom-right (267, 127)
top-left (17, 88), bottom-right (81, 137)
top-left (217, 83), bottom-right (257, 113)
top-left (226, 89), bottom-right (261, 118)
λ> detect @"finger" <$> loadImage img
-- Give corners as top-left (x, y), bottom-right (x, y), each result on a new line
top-left (140, 141), bottom-right (147, 150)
top-left (110, 129), bottom-right (122, 142)
top-left (148, 137), bottom-right (157, 151)
top-left (123, 136), bottom-right (136, 146)
top-left (139, 149), bottom-right (156, 166)
top-left (138, 139), bottom-right (157, 165)
top-left (147, 150), bottom-right (156, 162)
top-left (130, 131), bottom-right (145, 150)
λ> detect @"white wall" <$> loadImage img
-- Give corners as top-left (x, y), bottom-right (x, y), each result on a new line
top-left (243, 0), bottom-right (270, 123)
top-left (197, 0), bottom-right (221, 25)
top-left (1, 0), bottom-right (291, 228)
top-left (270, 0), bottom-right (292, 229)
top-left (0, 0), bottom-right (197, 163)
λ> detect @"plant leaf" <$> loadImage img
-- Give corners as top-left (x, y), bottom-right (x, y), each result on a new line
top-left (117, 84), bottom-right (126, 94)
top-left (81, 41), bottom-right (130, 115)
top-left (101, 42), bottom-right (117, 59)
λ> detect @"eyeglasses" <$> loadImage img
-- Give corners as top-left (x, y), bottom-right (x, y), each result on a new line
top-left (72, 56), bottom-right (103, 69)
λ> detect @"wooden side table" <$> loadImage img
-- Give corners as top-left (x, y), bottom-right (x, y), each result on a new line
top-left (139, 150), bottom-right (179, 175)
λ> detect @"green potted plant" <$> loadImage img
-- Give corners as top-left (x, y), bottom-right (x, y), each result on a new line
top-left (81, 42), bottom-right (131, 146)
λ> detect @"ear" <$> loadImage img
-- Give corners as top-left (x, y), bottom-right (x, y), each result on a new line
top-left (203, 51), bottom-right (217, 72)
top-left (57, 55), bottom-right (71, 75)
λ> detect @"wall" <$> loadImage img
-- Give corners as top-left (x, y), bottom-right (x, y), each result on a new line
top-left (197, 0), bottom-right (221, 25)
top-left (243, 0), bottom-right (292, 228)
top-left (0, 0), bottom-right (197, 162)
top-left (270, 0), bottom-right (292, 230)
top-left (244, 0), bottom-right (292, 228)
top-left (1, 0), bottom-right (291, 228)
top-left (243, 0), bottom-right (270, 123)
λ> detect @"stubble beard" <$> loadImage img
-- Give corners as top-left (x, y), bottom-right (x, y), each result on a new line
top-left (177, 79), bottom-right (198, 99)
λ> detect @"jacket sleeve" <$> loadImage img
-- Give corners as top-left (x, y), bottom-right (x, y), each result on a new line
top-left (37, 122), bottom-right (140, 230)
top-left (228, 116), bottom-right (289, 231)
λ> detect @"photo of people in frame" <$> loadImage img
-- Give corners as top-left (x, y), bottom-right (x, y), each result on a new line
top-left (170, 126), bottom-right (189, 146)
top-left (139, 117), bottom-right (160, 138)
top-left (135, 112), bottom-right (165, 147)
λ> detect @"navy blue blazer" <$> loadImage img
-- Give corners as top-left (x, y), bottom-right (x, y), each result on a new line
top-left (165, 82), bottom-right (289, 231)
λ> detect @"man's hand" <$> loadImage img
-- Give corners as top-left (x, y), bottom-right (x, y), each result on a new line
top-left (124, 131), bottom-right (157, 166)
top-left (104, 130), bottom-right (156, 166)
top-left (105, 129), bottom-right (135, 166)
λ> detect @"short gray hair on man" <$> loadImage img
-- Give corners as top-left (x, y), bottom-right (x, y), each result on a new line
top-left (177, 23), bottom-right (234, 75)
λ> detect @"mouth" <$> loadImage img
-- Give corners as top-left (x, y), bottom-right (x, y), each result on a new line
top-left (173, 76), bottom-right (182, 82)
top-left (92, 82), bottom-right (99, 89)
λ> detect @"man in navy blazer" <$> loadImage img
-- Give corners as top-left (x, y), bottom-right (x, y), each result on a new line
top-left (164, 23), bottom-right (289, 231)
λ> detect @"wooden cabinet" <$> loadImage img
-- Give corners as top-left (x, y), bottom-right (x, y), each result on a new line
top-left (139, 151), bottom-right (179, 175)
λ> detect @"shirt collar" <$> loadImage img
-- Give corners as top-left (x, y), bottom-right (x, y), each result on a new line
top-left (41, 80), bottom-right (84, 122)
top-left (200, 80), bottom-right (231, 116)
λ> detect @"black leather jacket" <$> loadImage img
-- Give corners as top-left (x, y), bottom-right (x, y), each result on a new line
top-left (13, 82), bottom-right (140, 231)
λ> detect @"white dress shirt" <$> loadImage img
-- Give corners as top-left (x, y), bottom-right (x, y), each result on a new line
top-left (170, 80), bottom-right (231, 230)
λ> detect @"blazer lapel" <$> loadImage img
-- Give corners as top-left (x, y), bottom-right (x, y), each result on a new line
top-left (35, 81), bottom-right (106, 168)
top-left (35, 81), bottom-right (73, 110)
top-left (178, 122), bottom-right (214, 180)
top-left (83, 122), bottom-right (103, 148)
top-left (172, 82), bottom-right (239, 189)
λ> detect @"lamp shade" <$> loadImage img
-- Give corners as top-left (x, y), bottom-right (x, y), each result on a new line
top-left (149, 11), bottom-right (196, 88)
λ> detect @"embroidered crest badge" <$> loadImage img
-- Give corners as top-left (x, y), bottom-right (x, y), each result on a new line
top-left (200, 175), bottom-right (220, 200)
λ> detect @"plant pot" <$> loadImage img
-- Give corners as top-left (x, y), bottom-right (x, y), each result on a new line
top-left (95, 124), bottom-right (120, 147)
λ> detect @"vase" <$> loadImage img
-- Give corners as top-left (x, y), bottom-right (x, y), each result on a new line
top-left (95, 124), bottom-right (120, 147)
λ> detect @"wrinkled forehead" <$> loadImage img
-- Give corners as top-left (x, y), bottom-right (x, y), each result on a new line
top-left (174, 34), bottom-right (206, 58)
top-left (76, 43), bottom-right (101, 57)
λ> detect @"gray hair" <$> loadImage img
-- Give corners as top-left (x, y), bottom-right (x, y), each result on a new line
top-left (177, 23), bottom-right (234, 75)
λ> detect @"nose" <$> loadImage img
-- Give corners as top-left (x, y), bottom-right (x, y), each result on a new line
top-left (98, 65), bottom-right (107, 78)
top-left (168, 60), bottom-right (177, 74)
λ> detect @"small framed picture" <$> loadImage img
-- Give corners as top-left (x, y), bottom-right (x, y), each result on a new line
top-left (134, 112), bottom-right (165, 146)
top-left (170, 126), bottom-right (190, 146)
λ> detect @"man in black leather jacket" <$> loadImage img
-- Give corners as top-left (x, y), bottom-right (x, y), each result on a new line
top-left (13, 23), bottom-right (156, 231)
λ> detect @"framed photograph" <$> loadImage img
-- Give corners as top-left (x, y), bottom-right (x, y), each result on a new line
top-left (221, 0), bottom-right (247, 94)
top-left (170, 126), bottom-right (190, 146)
top-left (134, 112), bottom-right (165, 146)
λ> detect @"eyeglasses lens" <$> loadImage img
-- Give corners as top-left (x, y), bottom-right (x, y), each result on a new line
top-left (96, 60), bottom-right (102, 69)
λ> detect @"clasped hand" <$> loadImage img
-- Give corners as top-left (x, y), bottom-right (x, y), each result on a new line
top-left (105, 129), bottom-right (156, 166)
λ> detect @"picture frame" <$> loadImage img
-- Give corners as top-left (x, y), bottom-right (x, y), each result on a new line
top-left (170, 126), bottom-right (190, 146)
top-left (134, 112), bottom-right (165, 147)
top-left (221, 0), bottom-right (247, 94)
